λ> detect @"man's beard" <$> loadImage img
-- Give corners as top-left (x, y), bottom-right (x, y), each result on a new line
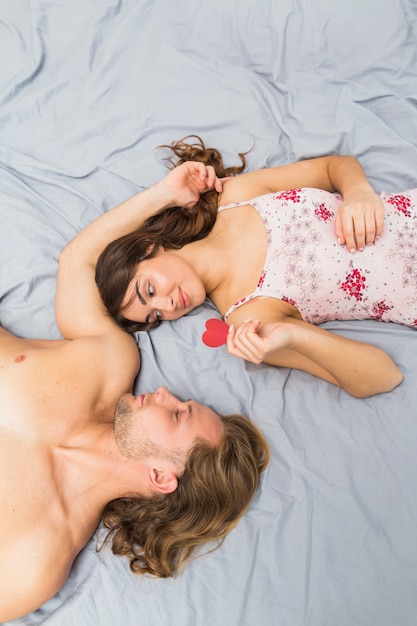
top-left (114, 395), bottom-right (152, 460)
top-left (113, 395), bottom-right (187, 470)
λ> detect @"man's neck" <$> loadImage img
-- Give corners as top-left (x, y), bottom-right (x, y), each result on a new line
top-left (54, 425), bottom-right (150, 511)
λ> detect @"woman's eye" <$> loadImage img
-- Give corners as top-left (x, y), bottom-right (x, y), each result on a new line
top-left (155, 311), bottom-right (162, 323)
top-left (148, 284), bottom-right (154, 297)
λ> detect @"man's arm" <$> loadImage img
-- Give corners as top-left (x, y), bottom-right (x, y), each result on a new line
top-left (56, 162), bottom-right (223, 339)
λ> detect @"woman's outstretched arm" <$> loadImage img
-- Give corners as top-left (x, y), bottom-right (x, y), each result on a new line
top-left (226, 303), bottom-right (403, 398)
top-left (56, 162), bottom-right (222, 338)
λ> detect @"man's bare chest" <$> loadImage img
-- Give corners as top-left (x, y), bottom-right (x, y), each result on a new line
top-left (0, 430), bottom-right (101, 578)
top-left (0, 353), bottom-right (104, 553)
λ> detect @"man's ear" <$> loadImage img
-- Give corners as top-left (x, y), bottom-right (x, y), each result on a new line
top-left (147, 466), bottom-right (179, 494)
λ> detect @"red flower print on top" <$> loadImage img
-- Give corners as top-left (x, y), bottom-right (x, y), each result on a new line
top-left (257, 272), bottom-right (266, 288)
top-left (314, 202), bottom-right (334, 221)
top-left (221, 187), bottom-right (417, 328)
top-left (340, 268), bottom-right (367, 301)
top-left (386, 194), bottom-right (412, 217)
top-left (372, 301), bottom-right (393, 321)
top-left (275, 189), bottom-right (302, 203)
top-left (282, 296), bottom-right (297, 308)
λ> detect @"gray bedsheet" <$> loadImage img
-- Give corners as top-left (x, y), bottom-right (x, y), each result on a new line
top-left (2, 1), bottom-right (417, 625)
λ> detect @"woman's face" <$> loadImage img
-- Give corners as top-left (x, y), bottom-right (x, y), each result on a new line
top-left (121, 249), bottom-right (207, 324)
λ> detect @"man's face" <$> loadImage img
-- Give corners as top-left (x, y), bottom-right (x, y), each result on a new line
top-left (114, 387), bottom-right (224, 470)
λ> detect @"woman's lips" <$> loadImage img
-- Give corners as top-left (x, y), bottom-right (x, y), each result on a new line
top-left (179, 287), bottom-right (190, 309)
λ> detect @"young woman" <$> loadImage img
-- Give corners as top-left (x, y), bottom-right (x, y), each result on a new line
top-left (67, 136), bottom-right (416, 397)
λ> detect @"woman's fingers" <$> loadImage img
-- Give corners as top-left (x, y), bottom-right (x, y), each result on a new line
top-left (336, 194), bottom-right (384, 252)
top-left (226, 320), bottom-right (265, 363)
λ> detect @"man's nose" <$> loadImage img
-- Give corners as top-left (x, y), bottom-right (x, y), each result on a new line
top-left (155, 386), bottom-right (176, 403)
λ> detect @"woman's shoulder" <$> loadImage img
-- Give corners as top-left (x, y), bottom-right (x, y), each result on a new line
top-left (218, 170), bottom-right (271, 206)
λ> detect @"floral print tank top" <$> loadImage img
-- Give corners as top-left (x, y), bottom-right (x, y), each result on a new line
top-left (218, 188), bottom-right (417, 328)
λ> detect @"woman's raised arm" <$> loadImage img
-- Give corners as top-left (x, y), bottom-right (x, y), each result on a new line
top-left (56, 162), bottom-right (223, 339)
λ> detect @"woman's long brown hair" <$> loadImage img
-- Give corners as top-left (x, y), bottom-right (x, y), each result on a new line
top-left (95, 135), bottom-right (247, 332)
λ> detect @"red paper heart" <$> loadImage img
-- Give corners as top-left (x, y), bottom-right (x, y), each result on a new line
top-left (201, 318), bottom-right (229, 348)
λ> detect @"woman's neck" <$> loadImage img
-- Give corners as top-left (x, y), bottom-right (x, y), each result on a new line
top-left (179, 221), bottom-right (231, 297)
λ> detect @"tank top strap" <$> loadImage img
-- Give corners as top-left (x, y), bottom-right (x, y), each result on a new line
top-left (217, 200), bottom-right (251, 213)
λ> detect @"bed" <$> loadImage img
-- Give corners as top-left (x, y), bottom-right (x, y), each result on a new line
top-left (2, 1), bottom-right (417, 625)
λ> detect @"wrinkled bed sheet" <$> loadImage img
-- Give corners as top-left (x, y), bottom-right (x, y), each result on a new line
top-left (1, 1), bottom-right (417, 625)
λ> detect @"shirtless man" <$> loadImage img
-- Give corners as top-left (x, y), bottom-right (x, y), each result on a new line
top-left (0, 163), bottom-right (268, 621)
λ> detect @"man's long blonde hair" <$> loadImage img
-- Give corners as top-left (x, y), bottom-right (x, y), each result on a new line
top-left (101, 411), bottom-right (269, 578)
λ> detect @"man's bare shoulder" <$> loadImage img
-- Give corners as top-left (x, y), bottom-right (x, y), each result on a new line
top-left (0, 528), bottom-right (73, 621)
top-left (0, 325), bottom-right (66, 354)
top-left (0, 325), bottom-right (139, 381)
top-left (0, 325), bottom-right (140, 430)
